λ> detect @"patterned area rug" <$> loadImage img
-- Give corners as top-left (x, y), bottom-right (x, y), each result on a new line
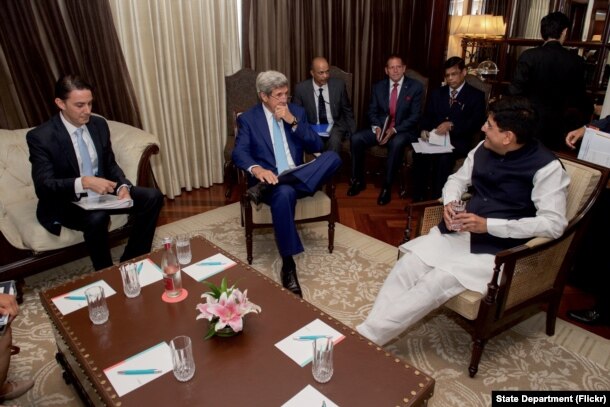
top-left (9, 203), bottom-right (610, 406)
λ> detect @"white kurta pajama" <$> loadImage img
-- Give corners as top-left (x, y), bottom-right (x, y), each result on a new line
top-left (357, 141), bottom-right (569, 346)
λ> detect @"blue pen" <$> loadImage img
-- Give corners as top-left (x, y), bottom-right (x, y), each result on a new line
top-left (136, 262), bottom-right (143, 274)
top-left (64, 295), bottom-right (86, 301)
top-left (117, 369), bottom-right (162, 375)
top-left (293, 335), bottom-right (331, 341)
top-left (198, 261), bottom-right (223, 266)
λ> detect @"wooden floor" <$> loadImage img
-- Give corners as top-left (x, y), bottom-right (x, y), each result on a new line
top-left (157, 172), bottom-right (610, 340)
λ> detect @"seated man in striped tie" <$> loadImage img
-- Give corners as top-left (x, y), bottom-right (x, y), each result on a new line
top-left (27, 75), bottom-right (164, 271)
top-left (232, 70), bottom-right (342, 297)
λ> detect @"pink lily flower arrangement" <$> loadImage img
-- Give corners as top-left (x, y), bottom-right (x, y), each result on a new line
top-left (196, 277), bottom-right (261, 339)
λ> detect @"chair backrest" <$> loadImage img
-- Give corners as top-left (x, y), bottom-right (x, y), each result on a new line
top-left (329, 65), bottom-right (353, 101)
top-left (464, 74), bottom-right (492, 107)
top-left (405, 69), bottom-right (429, 113)
top-left (225, 68), bottom-right (259, 137)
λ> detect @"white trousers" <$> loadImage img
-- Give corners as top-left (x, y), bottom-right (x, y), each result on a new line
top-left (356, 252), bottom-right (465, 346)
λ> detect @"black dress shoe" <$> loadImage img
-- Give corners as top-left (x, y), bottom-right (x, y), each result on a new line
top-left (347, 181), bottom-right (366, 197)
top-left (247, 182), bottom-right (270, 205)
top-left (281, 256), bottom-right (302, 297)
top-left (567, 308), bottom-right (607, 325)
top-left (377, 188), bottom-right (391, 205)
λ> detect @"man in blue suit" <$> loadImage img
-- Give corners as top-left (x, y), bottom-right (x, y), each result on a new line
top-left (347, 55), bottom-right (423, 205)
top-left (412, 57), bottom-right (486, 201)
top-left (232, 70), bottom-right (342, 297)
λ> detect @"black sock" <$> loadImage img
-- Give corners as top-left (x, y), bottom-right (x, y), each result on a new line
top-left (282, 255), bottom-right (295, 271)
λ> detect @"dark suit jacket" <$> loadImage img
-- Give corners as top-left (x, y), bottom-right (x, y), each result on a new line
top-left (231, 103), bottom-right (323, 185)
top-left (421, 82), bottom-right (486, 156)
top-left (292, 77), bottom-right (356, 134)
top-left (26, 114), bottom-right (131, 235)
top-left (367, 76), bottom-right (423, 142)
top-left (509, 41), bottom-right (592, 149)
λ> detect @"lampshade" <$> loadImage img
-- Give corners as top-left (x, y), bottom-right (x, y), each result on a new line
top-left (453, 14), bottom-right (506, 38)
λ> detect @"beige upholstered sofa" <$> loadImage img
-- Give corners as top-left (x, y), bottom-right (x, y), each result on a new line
top-left (0, 118), bottom-right (160, 299)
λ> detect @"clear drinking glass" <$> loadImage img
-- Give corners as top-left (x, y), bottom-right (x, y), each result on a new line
top-left (450, 200), bottom-right (466, 231)
top-left (312, 337), bottom-right (334, 383)
top-left (170, 335), bottom-right (196, 382)
top-left (119, 263), bottom-right (141, 298)
top-left (175, 234), bottom-right (192, 265)
top-left (85, 286), bottom-right (109, 325)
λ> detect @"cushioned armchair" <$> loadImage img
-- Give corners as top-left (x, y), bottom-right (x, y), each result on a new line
top-left (0, 119), bottom-right (160, 300)
top-left (401, 154), bottom-right (608, 377)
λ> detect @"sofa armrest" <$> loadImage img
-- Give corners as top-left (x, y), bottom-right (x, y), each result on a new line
top-left (106, 120), bottom-right (160, 189)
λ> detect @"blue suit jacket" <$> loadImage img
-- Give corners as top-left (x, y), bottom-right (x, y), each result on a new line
top-left (367, 76), bottom-right (424, 142)
top-left (232, 103), bottom-right (323, 184)
top-left (421, 82), bottom-right (486, 156)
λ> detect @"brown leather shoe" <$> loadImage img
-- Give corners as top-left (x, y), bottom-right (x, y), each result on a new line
top-left (0, 379), bottom-right (35, 402)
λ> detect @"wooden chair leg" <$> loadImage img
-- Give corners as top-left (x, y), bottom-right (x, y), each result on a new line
top-left (246, 229), bottom-right (253, 265)
top-left (546, 297), bottom-right (560, 336)
top-left (469, 338), bottom-right (487, 378)
top-left (328, 221), bottom-right (335, 253)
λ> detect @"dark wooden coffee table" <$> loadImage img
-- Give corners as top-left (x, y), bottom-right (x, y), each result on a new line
top-left (40, 236), bottom-right (434, 406)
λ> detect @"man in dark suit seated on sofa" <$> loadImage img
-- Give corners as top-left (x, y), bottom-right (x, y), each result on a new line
top-left (293, 56), bottom-right (356, 153)
top-left (412, 56), bottom-right (486, 201)
top-left (347, 54), bottom-right (423, 205)
top-left (26, 75), bottom-right (164, 271)
top-left (232, 70), bottom-right (341, 297)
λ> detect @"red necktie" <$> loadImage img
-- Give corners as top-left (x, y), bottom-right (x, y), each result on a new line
top-left (389, 82), bottom-right (399, 128)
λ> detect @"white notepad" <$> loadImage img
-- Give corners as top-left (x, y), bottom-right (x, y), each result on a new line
top-left (275, 318), bottom-right (345, 366)
top-left (133, 258), bottom-right (164, 287)
top-left (104, 342), bottom-right (173, 397)
top-left (282, 384), bottom-right (339, 407)
top-left (181, 253), bottom-right (237, 282)
top-left (51, 280), bottom-right (116, 315)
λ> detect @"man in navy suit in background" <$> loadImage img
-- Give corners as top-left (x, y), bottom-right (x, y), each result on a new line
top-left (232, 70), bottom-right (341, 297)
top-left (293, 56), bottom-right (356, 153)
top-left (347, 55), bottom-right (423, 205)
top-left (412, 56), bottom-right (486, 201)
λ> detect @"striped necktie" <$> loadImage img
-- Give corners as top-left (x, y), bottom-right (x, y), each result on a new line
top-left (75, 127), bottom-right (93, 176)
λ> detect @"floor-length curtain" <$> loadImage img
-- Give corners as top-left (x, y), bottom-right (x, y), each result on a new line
top-left (0, 0), bottom-right (141, 129)
top-left (242, 0), bottom-right (449, 128)
top-left (109, 0), bottom-right (241, 198)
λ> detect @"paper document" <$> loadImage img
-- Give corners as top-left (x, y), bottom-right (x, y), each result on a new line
top-left (51, 280), bottom-right (116, 315)
top-left (73, 195), bottom-right (133, 210)
top-left (104, 342), bottom-right (173, 397)
top-left (278, 160), bottom-right (315, 178)
top-left (0, 281), bottom-right (16, 333)
top-left (412, 138), bottom-right (454, 154)
top-left (427, 129), bottom-right (450, 146)
top-left (182, 253), bottom-right (237, 282)
top-left (134, 258), bottom-right (164, 287)
top-left (275, 318), bottom-right (345, 366)
top-left (282, 385), bottom-right (339, 407)
top-left (311, 123), bottom-right (333, 137)
top-left (377, 115), bottom-right (391, 144)
top-left (578, 127), bottom-right (610, 168)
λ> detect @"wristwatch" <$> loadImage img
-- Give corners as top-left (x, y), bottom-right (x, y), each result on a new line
top-left (291, 117), bottom-right (298, 127)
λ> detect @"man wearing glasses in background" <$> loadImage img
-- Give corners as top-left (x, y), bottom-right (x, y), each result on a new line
top-left (293, 57), bottom-right (356, 153)
top-left (232, 70), bottom-right (342, 298)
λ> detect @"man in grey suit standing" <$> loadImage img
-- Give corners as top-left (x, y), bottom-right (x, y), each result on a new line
top-left (293, 57), bottom-right (356, 153)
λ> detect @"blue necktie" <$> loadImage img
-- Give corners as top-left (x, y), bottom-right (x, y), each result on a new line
top-left (75, 127), bottom-right (93, 176)
top-left (272, 119), bottom-right (289, 174)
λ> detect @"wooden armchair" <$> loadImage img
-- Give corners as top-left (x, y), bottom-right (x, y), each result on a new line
top-left (401, 154), bottom-right (608, 377)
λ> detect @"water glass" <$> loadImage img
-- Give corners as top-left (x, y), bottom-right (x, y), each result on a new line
top-left (119, 263), bottom-right (141, 298)
top-left (175, 234), bottom-right (192, 265)
top-left (85, 286), bottom-right (109, 325)
top-left (170, 335), bottom-right (196, 382)
top-left (450, 200), bottom-right (466, 231)
top-left (312, 337), bottom-right (334, 383)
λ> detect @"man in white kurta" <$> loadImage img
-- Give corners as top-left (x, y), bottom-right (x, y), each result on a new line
top-left (357, 97), bottom-right (570, 346)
